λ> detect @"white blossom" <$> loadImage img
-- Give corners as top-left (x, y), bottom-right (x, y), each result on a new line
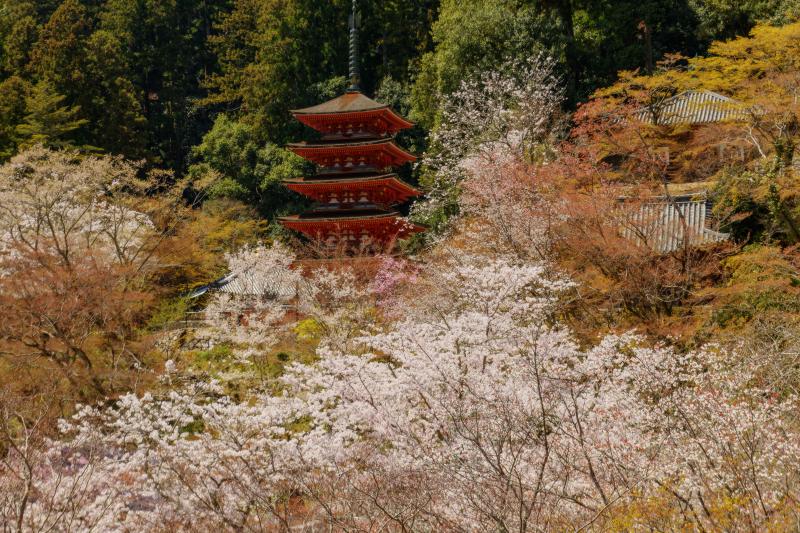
top-left (4, 252), bottom-right (797, 530)
top-left (413, 55), bottom-right (564, 233)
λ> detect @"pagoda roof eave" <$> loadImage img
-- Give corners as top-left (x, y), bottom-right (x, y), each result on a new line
top-left (292, 108), bottom-right (414, 131)
top-left (279, 210), bottom-right (423, 225)
top-left (287, 171), bottom-right (397, 181)
top-left (282, 207), bottom-right (397, 221)
top-left (287, 138), bottom-right (417, 165)
top-left (286, 137), bottom-right (394, 149)
top-left (290, 92), bottom-right (414, 130)
top-left (290, 91), bottom-right (387, 115)
top-left (284, 173), bottom-right (420, 191)
top-left (279, 213), bottom-right (426, 236)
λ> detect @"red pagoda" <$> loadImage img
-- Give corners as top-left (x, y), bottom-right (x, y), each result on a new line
top-left (279, 1), bottom-right (424, 251)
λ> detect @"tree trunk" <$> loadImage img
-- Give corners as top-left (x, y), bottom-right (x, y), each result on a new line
top-left (554, 0), bottom-right (578, 104)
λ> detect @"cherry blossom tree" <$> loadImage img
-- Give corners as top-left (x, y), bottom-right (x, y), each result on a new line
top-left (0, 147), bottom-right (184, 399)
top-left (5, 250), bottom-right (795, 530)
top-left (0, 146), bottom-right (158, 268)
top-left (413, 55), bottom-right (564, 235)
top-left (369, 255), bottom-right (420, 319)
top-left (203, 243), bottom-right (301, 349)
top-left (204, 243), bottom-right (380, 356)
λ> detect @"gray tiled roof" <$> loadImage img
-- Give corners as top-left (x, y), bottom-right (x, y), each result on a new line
top-left (622, 193), bottom-right (730, 253)
top-left (187, 270), bottom-right (297, 299)
top-left (635, 90), bottom-right (746, 125)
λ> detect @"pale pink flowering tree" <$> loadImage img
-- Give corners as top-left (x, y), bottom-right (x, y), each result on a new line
top-left (0, 146), bottom-right (158, 268)
top-left (203, 243), bottom-right (379, 357)
top-left (203, 242), bottom-right (300, 349)
top-left (369, 255), bottom-right (419, 318)
top-left (56, 380), bottom-right (314, 530)
top-left (0, 389), bottom-right (129, 532)
top-left (0, 147), bottom-right (182, 398)
top-left (414, 55), bottom-right (564, 232)
top-left (285, 256), bottom-right (629, 529)
top-left (568, 334), bottom-right (800, 529)
top-left (285, 254), bottom-right (800, 529)
top-left (459, 156), bottom-right (563, 260)
top-left (3, 253), bottom-right (799, 530)
top-left (293, 264), bottom-right (376, 353)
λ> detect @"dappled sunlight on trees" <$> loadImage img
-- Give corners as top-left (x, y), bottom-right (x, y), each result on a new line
top-left (2, 2), bottom-right (800, 530)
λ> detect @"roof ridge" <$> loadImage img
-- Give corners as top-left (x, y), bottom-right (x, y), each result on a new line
top-left (665, 89), bottom-right (738, 103)
top-left (290, 91), bottom-right (389, 115)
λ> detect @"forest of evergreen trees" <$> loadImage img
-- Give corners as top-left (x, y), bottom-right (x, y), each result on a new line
top-left (1, 0), bottom-right (796, 217)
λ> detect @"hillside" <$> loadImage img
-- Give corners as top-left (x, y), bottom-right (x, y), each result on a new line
top-left (2, 1), bottom-right (800, 531)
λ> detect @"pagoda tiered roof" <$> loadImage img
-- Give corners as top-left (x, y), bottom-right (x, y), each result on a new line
top-left (286, 137), bottom-right (416, 170)
top-left (279, 0), bottom-right (423, 251)
top-left (281, 95), bottom-right (423, 248)
top-left (284, 173), bottom-right (421, 205)
top-left (291, 91), bottom-right (413, 135)
top-left (279, 206), bottom-right (424, 243)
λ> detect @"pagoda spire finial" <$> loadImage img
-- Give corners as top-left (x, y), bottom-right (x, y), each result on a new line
top-left (347, 0), bottom-right (361, 92)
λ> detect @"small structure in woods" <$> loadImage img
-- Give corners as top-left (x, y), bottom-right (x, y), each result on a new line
top-left (279, 0), bottom-right (424, 251)
top-left (621, 192), bottom-right (730, 253)
top-left (634, 90), bottom-right (747, 126)
top-left (624, 90), bottom-right (745, 252)
top-left (187, 269), bottom-right (297, 301)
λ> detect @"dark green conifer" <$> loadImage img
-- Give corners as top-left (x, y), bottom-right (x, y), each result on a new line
top-left (15, 80), bottom-right (87, 150)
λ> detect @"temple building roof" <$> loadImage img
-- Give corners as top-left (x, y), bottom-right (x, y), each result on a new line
top-left (287, 137), bottom-right (416, 168)
top-left (290, 91), bottom-right (414, 134)
top-left (292, 91), bottom-right (388, 115)
top-left (284, 173), bottom-right (421, 205)
top-left (634, 90), bottom-right (746, 125)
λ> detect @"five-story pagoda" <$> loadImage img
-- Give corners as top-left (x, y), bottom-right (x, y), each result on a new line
top-left (279, 0), bottom-right (424, 251)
